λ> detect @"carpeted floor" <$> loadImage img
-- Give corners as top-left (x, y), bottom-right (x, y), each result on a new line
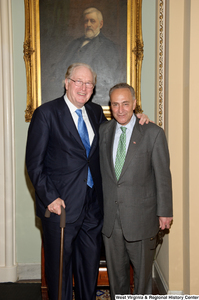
top-left (0, 282), bottom-right (110, 300)
top-left (96, 289), bottom-right (110, 299)
top-left (0, 281), bottom-right (159, 299)
top-left (0, 282), bottom-right (42, 300)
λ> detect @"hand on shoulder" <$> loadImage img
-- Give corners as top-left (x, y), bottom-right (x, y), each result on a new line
top-left (136, 113), bottom-right (154, 125)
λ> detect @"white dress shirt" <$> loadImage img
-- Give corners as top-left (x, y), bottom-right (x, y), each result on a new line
top-left (64, 95), bottom-right (95, 145)
top-left (112, 114), bottom-right (136, 166)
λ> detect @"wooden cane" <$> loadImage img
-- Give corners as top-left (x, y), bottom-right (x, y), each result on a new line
top-left (45, 206), bottom-right (66, 300)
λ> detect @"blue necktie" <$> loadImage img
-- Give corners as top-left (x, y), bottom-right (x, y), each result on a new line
top-left (76, 109), bottom-right (93, 188)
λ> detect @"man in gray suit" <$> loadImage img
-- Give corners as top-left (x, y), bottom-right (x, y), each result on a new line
top-left (99, 83), bottom-right (173, 298)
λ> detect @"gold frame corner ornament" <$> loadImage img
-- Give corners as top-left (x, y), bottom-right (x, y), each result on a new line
top-left (23, 0), bottom-right (144, 121)
top-left (127, 0), bottom-right (143, 114)
top-left (24, 0), bottom-right (41, 122)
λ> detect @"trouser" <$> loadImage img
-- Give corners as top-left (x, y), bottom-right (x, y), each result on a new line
top-left (42, 187), bottom-right (103, 300)
top-left (103, 209), bottom-right (156, 299)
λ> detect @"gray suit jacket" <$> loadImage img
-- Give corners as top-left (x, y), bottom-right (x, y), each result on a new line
top-left (99, 116), bottom-right (173, 241)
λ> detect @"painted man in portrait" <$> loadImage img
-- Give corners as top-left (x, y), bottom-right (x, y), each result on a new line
top-left (42, 7), bottom-right (124, 105)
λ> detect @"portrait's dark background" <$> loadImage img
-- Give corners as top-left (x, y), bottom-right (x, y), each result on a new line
top-left (39, 0), bottom-right (127, 106)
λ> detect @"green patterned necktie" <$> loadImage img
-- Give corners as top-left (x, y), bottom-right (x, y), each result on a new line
top-left (115, 126), bottom-right (127, 180)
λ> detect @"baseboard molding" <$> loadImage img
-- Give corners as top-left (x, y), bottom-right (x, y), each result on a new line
top-left (0, 265), bottom-right (18, 282)
top-left (167, 291), bottom-right (184, 295)
top-left (153, 261), bottom-right (168, 294)
top-left (153, 261), bottom-right (184, 295)
top-left (15, 261), bottom-right (184, 295)
top-left (17, 263), bottom-right (41, 281)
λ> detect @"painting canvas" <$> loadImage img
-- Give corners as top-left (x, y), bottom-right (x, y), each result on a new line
top-left (39, 0), bottom-right (127, 106)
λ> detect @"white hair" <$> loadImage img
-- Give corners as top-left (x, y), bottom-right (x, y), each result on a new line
top-left (83, 7), bottom-right (103, 22)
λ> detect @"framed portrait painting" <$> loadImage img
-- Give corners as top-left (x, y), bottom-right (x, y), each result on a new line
top-left (24, 0), bottom-right (144, 121)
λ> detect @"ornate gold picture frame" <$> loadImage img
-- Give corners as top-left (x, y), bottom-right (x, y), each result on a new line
top-left (23, 0), bottom-right (144, 122)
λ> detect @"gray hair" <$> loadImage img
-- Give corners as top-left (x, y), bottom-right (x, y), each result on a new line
top-left (109, 83), bottom-right (136, 100)
top-left (65, 63), bottom-right (97, 85)
top-left (83, 7), bottom-right (103, 22)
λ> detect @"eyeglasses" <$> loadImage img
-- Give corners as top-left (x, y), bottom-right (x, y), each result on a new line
top-left (69, 78), bottom-right (94, 89)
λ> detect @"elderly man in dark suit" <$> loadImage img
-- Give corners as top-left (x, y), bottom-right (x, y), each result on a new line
top-left (99, 83), bottom-right (173, 298)
top-left (26, 63), bottom-right (106, 300)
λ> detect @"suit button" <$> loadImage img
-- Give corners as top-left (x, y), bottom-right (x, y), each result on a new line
top-left (117, 184), bottom-right (120, 187)
top-left (84, 179), bottom-right (87, 182)
top-left (115, 201), bottom-right (118, 204)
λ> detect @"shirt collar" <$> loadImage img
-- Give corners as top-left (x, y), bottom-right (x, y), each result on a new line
top-left (64, 94), bottom-right (86, 114)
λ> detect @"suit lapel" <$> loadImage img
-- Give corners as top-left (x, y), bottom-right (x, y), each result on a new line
top-left (81, 34), bottom-right (102, 58)
top-left (104, 120), bottom-right (117, 181)
top-left (104, 118), bottom-right (143, 182)
top-left (57, 97), bottom-right (84, 148)
top-left (85, 104), bottom-right (98, 157)
top-left (119, 117), bottom-right (143, 179)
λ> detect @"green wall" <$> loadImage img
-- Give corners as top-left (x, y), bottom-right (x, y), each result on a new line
top-left (12, 0), bottom-right (41, 264)
top-left (141, 0), bottom-right (156, 121)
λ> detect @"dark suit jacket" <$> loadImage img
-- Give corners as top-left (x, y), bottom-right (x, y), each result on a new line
top-left (62, 33), bottom-right (120, 70)
top-left (99, 116), bottom-right (173, 241)
top-left (26, 96), bottom-right (106, 223)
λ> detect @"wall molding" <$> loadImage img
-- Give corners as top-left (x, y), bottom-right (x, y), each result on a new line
top-left (157, 0), bottom-right (166, 128)
top-left (154, 260), bottom-right (184, 295)
top-left (17, 263), bottom-right (41, 281)
top-left (0, 0), bottom-right (17, 282)
top-left (153, 260), bottom-right (168, 294)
